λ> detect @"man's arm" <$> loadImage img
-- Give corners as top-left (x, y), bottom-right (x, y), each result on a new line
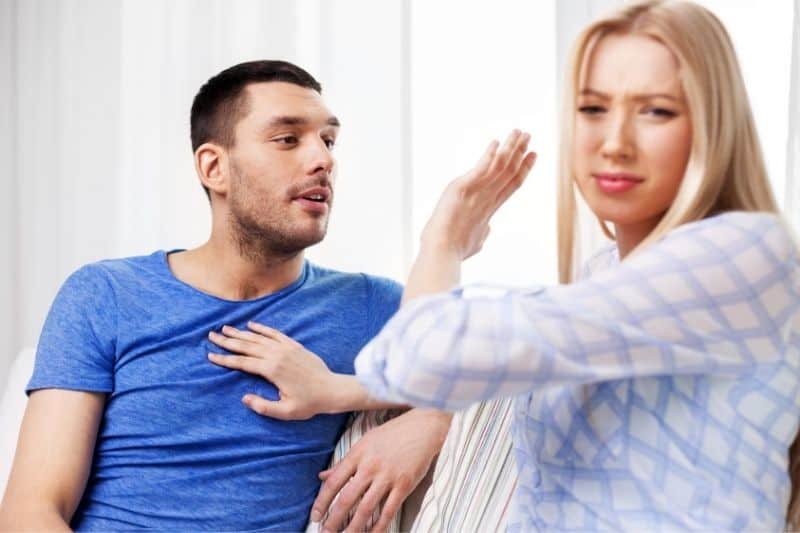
top-left (0, 389), bottom-right (105, 531)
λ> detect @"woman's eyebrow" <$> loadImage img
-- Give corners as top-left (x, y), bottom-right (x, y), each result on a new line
top-left (579, 87), bottom-right (681, 102)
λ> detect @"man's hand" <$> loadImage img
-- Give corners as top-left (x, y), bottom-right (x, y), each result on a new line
top-left (208, 322), bottom-right (346, 420)
top-left (310, 409), bottom-right (452, 532)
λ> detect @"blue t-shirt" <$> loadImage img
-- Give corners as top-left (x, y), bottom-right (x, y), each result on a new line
top-left (27, 251), bottom-right (402, 531)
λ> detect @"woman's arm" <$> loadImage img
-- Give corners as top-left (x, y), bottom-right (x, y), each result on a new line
top-left (355, 212), bottom-right (800, 409)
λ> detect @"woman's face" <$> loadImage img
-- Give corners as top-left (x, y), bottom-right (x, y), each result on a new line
top-left (573, 33), bottom-right (692, 237)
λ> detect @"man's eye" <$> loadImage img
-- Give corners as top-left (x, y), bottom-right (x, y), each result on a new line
top-left (276, 136), bottom-right (298, 144)
top-left (644, 107), bottom-right (677, 118)
top-left (323, 138), bottom-right (336, 149)
top-left (578, 105), bottom-right (605, 115)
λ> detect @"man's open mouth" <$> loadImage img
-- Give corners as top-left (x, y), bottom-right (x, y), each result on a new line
top-left (294, 186), bottom-right (331, 204)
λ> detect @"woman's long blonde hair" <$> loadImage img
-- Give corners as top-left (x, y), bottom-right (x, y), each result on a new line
top-left (555, 0), bottom-right (796, 527)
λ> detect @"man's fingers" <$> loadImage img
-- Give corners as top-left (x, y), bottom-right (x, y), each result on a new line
top-left (311, 459), bottom-right (358, 523)
top-left (318, 468), bottom-right (331, 480)
top-left (369, 488), bottom-right (405, 533)
top-left (207, 353), bottom-right (264, 376)
top-left (344, 480), bottom-right (389, 532)
top-left (323, 475), bottom-right (371, 531)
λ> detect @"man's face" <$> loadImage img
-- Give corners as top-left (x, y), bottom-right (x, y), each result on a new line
top-left (226, 81), bottom-right (339, 255)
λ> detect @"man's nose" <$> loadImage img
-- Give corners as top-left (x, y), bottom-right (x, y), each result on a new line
top-left (600, 112), bottom-right (635, 162)
top-left (306, 137), bottom-right (334, 175)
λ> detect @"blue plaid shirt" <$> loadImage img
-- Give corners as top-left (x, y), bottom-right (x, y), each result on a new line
top-left (355, 212), bottom-right (800, 531)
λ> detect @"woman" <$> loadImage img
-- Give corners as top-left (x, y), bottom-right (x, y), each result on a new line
top-left (353, 1), bottom-right (799, 530)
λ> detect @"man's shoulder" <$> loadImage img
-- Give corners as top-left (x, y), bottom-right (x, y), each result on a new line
top-left (69, 251), bottom-right (166, 283)
top-left (305, 262), bottom-right (402, 303)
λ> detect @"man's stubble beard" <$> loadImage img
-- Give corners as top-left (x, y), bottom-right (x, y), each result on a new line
top-left (227, 168), bottom-right (331, 266)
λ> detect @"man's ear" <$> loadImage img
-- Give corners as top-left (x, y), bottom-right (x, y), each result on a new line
top-left (195, 142), bottom-right (229, 198)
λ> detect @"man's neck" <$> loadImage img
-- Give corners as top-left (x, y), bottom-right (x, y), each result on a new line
top-left (167, 237), bottom-right (305, 301)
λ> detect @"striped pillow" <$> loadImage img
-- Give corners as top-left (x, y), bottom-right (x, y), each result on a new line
top-left (306, 397), bottom-right (516, 532)
top-left (410, 397), bottom-right (517, 532)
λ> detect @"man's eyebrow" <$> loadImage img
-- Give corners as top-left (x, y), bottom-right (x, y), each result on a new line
top-left (264, 115), bottom-right (341, 128)
top-left (579, 88), bottom-right (681, 102)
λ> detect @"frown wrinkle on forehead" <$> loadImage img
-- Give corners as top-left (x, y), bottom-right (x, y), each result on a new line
top-left (584, 33), bottom-right (684, 101)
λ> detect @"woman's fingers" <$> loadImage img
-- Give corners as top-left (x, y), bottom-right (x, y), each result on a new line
top-left (496, 150), bottom-right (537, 206)
top-left (219, 325), bottom-right (267, 345)
top-left (207, 353), bottom-right (264, 375)
top-left (486, 129), bottom-right (522, 177)
top-left (208, 331), bottom-right (260, 356)
top-left (247, 321), bottom-right (295, 344)
top-left (473, 139), bottom-right (499, 177)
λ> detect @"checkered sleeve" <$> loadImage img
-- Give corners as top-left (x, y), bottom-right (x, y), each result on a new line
top-left (355, 212), bottom-right (800, 410)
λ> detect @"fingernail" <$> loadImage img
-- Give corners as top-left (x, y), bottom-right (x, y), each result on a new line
top-left (207, 352), bottom-right (216, 359)
top-left (310, 510), bottom-right (321, 522)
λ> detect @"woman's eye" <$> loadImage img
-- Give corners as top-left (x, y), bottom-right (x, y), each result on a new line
top-left (323, 138), bottom-right (336, 149)
top-left (644, 107), bottom-right (677, 118)
top-left (578, 105), bottom-right (605, 115)
top-left (276, 136), bottom-right (298, 145)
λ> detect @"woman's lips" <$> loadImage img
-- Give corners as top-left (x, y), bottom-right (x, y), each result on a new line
top-left (592, 173), bottom-right (644, 194)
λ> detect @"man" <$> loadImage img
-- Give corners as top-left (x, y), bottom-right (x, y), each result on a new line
top-left (0, 60), bottom-right (451, 531)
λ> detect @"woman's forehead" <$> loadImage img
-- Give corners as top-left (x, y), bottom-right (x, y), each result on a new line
top-left (582, 33), bottom-right (683, 97)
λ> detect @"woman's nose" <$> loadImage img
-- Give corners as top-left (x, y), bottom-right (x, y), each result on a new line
top-left (600, 113), bottom-right (635, 162)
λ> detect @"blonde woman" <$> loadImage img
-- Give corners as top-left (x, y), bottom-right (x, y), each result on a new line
top-left (355, 1), bottom-right (800, 530)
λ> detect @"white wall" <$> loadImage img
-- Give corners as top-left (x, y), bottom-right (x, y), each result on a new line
top-left (0, 0), bottom-right (17, 391)
top-left (694, 0), bottom-right (795, 203)
top-left (0, 0), bottom-right (797, 390)
top-left (410, 0), bottom-right (561, 288)
top-left (0, 0), bottom-right (412, 388)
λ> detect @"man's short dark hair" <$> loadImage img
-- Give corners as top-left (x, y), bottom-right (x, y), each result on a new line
top-left (190, 60), bottom-right (322, 199)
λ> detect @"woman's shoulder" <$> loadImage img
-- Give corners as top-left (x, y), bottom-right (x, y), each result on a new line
top-left (673, 210), bottom-right (786, 236)
top-left (656, 211), bottom-right (800, 279)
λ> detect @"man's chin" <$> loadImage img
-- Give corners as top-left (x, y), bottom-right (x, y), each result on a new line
top-left (269, 229), bottom-right (327, 255)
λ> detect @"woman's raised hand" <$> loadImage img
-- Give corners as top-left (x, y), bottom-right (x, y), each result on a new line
top-left (420, 129), bottom-right (536, 260)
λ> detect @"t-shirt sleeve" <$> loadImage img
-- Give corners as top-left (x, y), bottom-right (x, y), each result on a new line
top-left (363, 275), bottom-right (403, 340)
top-left (27, 263), bottom-right (118, 394)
